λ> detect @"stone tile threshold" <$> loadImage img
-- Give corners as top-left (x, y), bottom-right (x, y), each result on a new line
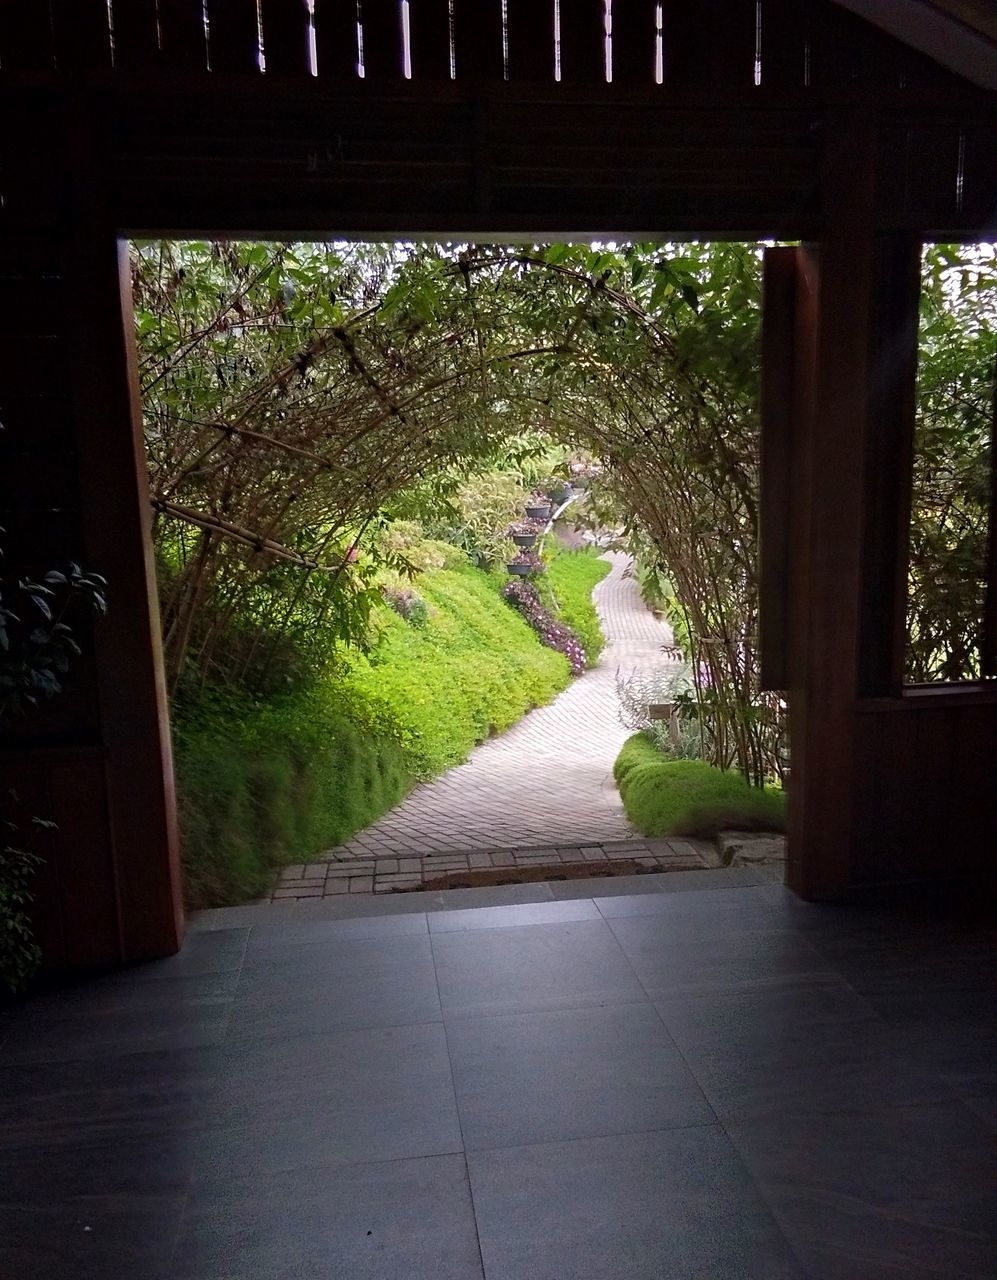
top-left (189, 867), bottom-right (786, 934)
top-left (269, 832), bottom-right (786, 902)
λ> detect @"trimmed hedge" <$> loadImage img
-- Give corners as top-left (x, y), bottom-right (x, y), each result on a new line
top-left (174, 561), bottom-right (571, 906)
top-left (614, 733), bottom-right (786, 838)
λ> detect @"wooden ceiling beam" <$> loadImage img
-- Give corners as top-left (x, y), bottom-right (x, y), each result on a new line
top-left (832, 0), bottom-right (997, 88)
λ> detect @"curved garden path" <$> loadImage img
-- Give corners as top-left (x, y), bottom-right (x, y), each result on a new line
top-left (271, 552), bottom-right (702, 899)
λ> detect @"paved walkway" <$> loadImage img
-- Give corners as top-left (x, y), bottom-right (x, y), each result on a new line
top-left (273, 552), bottom-right (686, 899)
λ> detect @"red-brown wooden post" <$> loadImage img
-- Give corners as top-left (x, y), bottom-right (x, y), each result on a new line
top-left (784, 113), bottom-right (877, 899)
top-left (759, 247), bottom-right (798, 693)
top-left (857, 235), bottom-right (922, 696)
top-left (785, 111), bottom-right (924, 899)
top-left (62, 105), bottom-right (185, 962)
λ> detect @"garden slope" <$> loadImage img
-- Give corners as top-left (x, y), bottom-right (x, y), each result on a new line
top-left (174, 564), bottom-right (571, 907)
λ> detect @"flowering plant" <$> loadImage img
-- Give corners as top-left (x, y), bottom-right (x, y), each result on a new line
top-left (382, 586), bottom-right (429, 628)
top-left (506, 518), bottom-right (542, 536)
top-left (502, 579), bottom-right (586, 675)
top-left (507, 549), bottom-right (546, 574)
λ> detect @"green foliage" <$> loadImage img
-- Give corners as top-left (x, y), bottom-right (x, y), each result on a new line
top-left (429, 471), bottom-right (530, 569)
top-left (641, 718), bottom-right (706, 762)
top-left (139, 237), bottom-right (781, 782)
top-left (614, 734), bottom-right (786, 838)
top-left (340, 566), bottom-right (569, 776)
top-left (1, 545), bottom-right (107, 991)
top-left (174, 689), bottom-right (412, 907)
top-left (907, 244), bottom-right (997, 682)
top-left (174, 559), bottom-right (571, 905)
top-left (0, 814), bottom-right (44, 995)
top-left (542, 549), bottom-right (611, 666)
top-left (0, 563), bottom-right (107, 719)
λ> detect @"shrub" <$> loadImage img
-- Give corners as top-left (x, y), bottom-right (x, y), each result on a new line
top-left (173, 687), bottom-right (412, 906)
top-left (443, 472), bottom-right (531, 567)
top-left (345, 567), bottom-right (569, 776)
top-left (503, 579), bottom-right (587, 675)
top-left (382, 586), bottom-right (429, 628)
top-left (614, 734), bottom-right (786, 838)
top-left (614, 664), bottom-right (710, 760)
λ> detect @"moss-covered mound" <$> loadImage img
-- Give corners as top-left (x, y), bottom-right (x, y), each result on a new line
top-left (614, 734), bottom-right (786, 838)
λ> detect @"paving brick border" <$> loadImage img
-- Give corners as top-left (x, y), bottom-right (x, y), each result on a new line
top-left (270, 837), bottom-right (735, 899)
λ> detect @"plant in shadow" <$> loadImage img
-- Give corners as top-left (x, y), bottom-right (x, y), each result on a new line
top-left (0, 549), bottom-right (107, 993)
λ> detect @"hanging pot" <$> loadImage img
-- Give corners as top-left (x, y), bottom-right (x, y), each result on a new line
top-left (525, 504), bottom-right (551, 521)
top-left (549, 484), bottom-right (572, 505)
top-left (512, 532), bottom-right (537, 548)
top-left (507, 562), bottom-right (533, 576)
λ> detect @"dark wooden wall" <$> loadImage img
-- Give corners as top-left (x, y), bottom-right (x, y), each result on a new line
top-left (1, 0), bottom-right (995, 965)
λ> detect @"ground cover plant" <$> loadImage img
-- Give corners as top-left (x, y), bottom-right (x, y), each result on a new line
top-left (614, 734), bottom-right (786, 838)
top-left (543, 549), bottom-right (611, 666)
top-left (502, 579), bottom-right (587, 676)
top-left (174, 554), bottom-right (571, 904)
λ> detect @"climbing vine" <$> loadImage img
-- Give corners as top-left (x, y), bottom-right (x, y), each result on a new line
top-left (134, 239), bottom-right (785, 782)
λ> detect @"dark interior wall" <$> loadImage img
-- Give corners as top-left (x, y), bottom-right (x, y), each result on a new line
top-left (0, 101), bottom-right (183, 968)
top-left (852, 696), bottom-right (997, 884)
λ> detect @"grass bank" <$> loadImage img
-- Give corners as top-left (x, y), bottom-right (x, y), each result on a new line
top-left (544, 548), bottom-right (611, 666)
top-left (175, 561), bottom-right (578, 906)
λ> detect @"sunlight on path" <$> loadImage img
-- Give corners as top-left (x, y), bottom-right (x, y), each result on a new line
top-left (327, 552), bottom-right (677, 858)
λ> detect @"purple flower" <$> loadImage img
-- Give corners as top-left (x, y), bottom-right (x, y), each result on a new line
top-left (508, 549), bottom-right (546, 574)
top-left (503, 580), bottom-right (587, 676)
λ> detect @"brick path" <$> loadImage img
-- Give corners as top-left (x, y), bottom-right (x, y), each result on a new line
top-left (273, 552), bottom-right (685, 899)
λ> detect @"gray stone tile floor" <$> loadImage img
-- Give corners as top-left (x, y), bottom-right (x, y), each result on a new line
top-left (1, 868), bottom-right (996, 1278)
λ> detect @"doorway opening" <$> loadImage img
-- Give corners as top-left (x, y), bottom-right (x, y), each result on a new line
top-left (130, 238), bottom-right (787, 908)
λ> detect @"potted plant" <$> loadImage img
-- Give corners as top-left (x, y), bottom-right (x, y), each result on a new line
top-left (545, 477), bottom-right (573, 506)
top-left (524, 493), bottom-right (551, 521)
top-left (507, 519), bottom-right (540, 549)
top-left (569, 462), bottom-right (600, 491)
top-left (506, 549), bottom-right (545, 577)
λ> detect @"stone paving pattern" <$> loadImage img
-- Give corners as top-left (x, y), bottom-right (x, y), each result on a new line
top-left (273, 552), bottom-right (684, 900)
top-left (272, 837), bottom-right (723, 898)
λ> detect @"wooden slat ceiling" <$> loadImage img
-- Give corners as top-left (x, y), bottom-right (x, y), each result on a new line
top-left (833, 0), bottom-right (997, 87)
